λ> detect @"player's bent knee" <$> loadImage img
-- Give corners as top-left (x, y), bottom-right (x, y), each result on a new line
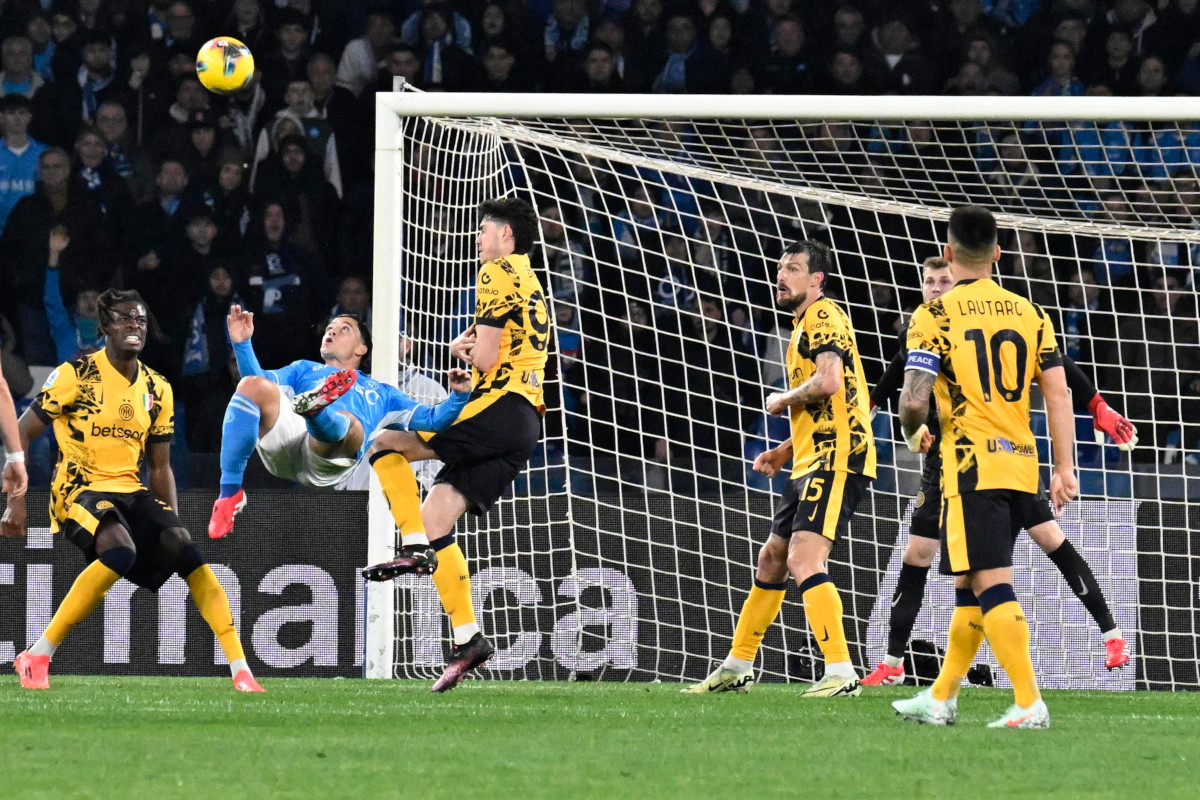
top-left (98, 544), bottom-right (137, 576)
top-left (904, 538), bottom-right (938, 567)
top-left (236, 375), bottom-right (278, 405)
top-left (1028, 521), bottom-right (1065, 552)
top-left (94, 520), bottom-right (135, 552)
top-left (159, 526), bottom-right (193, 559)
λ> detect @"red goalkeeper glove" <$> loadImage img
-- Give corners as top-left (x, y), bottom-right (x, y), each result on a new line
top-left (1088, 394), bottom-right (1137, 451)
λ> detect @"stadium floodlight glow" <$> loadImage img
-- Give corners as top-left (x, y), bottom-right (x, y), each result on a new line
top-left (370, 87), bottom-right (1199, 687)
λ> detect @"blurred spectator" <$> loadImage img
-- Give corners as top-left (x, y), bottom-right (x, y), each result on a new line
top-left (1092, 0), bottom-right (1168, 62)
top-left (647, 11), bottom-right (722, 93)
top-left (93, 100), bottom-right (153, 202)
top-left (221, 71), bottom-right (267, 154)
top-left (0, 94), bottom-right (47, 235)
top-left (43, 230), bottom-right (102, 363)
top-left (308, 52), bottom-right (364, 186)
top-left (253, 79), bottom-right (342, 197)
top-left (179, 109), bottom-right (224, 189)
top-left (1083, 29), bottom-right (1139, 94)
top-left (552, 41), bottom-right (623, 92)
top-left (179, 264), bottom-right (242, 453)
top-left (403, 0), bottom-right (473, 55)
top-left (261, 10), bottom-right (313, 112)
top-left (543, 0), bottom-right (590, 82)
top-left (206, 147), bottom-right (252, 255)
top-left (825, 49), bottom-right (871, 93)
top-left (1119, 270), bottom-right (1200, 461)
top-left (592, 17), bottom-right (629, 81)
top-left (151, 1), bottom-right (208, 73)
top-left (226, 0), bottom-right (270, 55)
top-left (613, 180), bottom-right (663, 268)
top-left (1032, 40), bottom-right (1085, 95)
top-left (330, 275), bottom-right (371, 326)
top-left (414, 4), bottom-right (479, 92)
top-left (1, 36), bottom-right (47, 102)
top-left (237, 198), bottom-right (327, 366)
top-left (530, 201), bottom-right (590, 303)
top-left (254, 134), bottom-right (339, 264)
top-left (625, 0), bottom-right (666, 90)
top-left (53, 30), bottom-right (134, 144)
top-left (998, 228), bottom-right (1058, 307)
top-left (148, 75), bottom-right (212, 161)
top-left (1056, 267), bottom-right (1119, 384)
top-left (338, 11), bottom-right (395, 97)
top-left (832, 3), bottom-right (869, 56)
top-left (479, 38), bottom-right (530, 92)
top-left (25, 16), bottom-right (55, 83)
top-left (862, 15), bottom-right (937, 94)
top-left (123, 158), bottom-right (197, 311)
top-left (755, 14), bottom-right (812, 94)
top-left (1135, 53), bottom-right (1168, 96)
top-left (962, 30), bottom-right (1020, 94)
top-left (72, 125), bottom-right (131, 237)
top-left (2, 146), bottom-right (113, 366)
top-left (0, 311), bottom-right (33, 399)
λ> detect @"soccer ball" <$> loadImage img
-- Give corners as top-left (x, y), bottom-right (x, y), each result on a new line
top-left (195, 37), bottom-right (255, 95)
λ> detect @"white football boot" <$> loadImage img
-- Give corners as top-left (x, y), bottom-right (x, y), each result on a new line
top-left (892, 688), bottom-right (957, 725)
top-left (987, 699), bottom-right (1050, 729)
top-left (680, 664), bottom-right (755, 694)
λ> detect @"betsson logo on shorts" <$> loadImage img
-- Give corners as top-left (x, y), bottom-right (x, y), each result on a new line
top-left (91, 423), bottom-right (144, 440)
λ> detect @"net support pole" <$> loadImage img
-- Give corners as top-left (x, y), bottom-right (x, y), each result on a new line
top-left (365, 88), bottom-right (405, 678)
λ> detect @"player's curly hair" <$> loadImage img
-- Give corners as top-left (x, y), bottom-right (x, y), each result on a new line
top-left (97, 288), bottom-right (165, 341)
top-left (479, 196), bottom-right (538, 255)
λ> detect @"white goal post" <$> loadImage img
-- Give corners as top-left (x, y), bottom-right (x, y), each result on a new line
top-left (368, 89), bottom-right (1200, 688)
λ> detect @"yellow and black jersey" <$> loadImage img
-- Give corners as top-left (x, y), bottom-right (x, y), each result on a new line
top-left (32, 350), bottom-right (174, 531)
top-left (469, 253), bottom-right (550, 417)
top-left (785, 296), bottom-right (877, 479)
top-left (906, 277), bottom-right (1062, 497)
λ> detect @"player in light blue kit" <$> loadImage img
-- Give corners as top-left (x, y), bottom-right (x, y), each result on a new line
top-left (208, 304), bottom-right (471, 538)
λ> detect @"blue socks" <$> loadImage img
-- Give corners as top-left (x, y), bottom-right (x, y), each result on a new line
top-left (219, 393), bottom-right (260, 495)
top-left (305, 407), bottom-right (351, 444)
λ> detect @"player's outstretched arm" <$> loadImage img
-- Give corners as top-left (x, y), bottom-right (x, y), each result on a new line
top-left (1061, 355), bottom-right (1137, 450)
top-left (1038, 365), bottom-right (1078, 513)
top-left (146, 441), bottom-right (179, 512)
top-left (764, 352), bottom-right (842, 416)
top-left (387, 370), bottom-right (473, 433)
top-left (1, 408), bottom-right (47, 537)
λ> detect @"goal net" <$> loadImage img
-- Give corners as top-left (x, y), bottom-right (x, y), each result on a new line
top-left (368, 91), bottom-right (1200, 690)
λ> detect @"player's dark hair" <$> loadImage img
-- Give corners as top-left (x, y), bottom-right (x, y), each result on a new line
top-left (479, 196), bottom-right (538, 254)
top-left (782, 239), bottom-right (834, 290)
top-left (947, 205), bottom-right (998, 260)
top-left (97, 288), bottom-right (165, 341)
top-left (330, 313), bottom-right (372, 373)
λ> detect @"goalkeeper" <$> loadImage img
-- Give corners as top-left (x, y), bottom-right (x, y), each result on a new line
top-left (862, 256), bottom-right (1134, 687)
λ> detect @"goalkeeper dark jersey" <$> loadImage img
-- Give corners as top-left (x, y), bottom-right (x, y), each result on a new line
top-left (873, 326), bottom-right (942, 491)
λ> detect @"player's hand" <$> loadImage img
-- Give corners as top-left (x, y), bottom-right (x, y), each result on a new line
top-left (1091, 398), bottom-right (1138, 451)
top-left (449, 326), bottom-right (477, 364)
top-left (446, 367), bottom-right (472, 393)
top-left (1050, 468), bottom-right (1079, 515)
top-left (764, 392), bottom-right (789, 416)
top-left (752, 447), bottom-right (790, 478)
top-left (1, 494), bottom-right (27, 538)
top-left (904, 424), bottom-right (931, 453)
top-left (227, 304), bottom-right (254, 342)
top-left (3, 461), bottom-right (28, 499)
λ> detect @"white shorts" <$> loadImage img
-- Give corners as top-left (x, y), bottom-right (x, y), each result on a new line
top-left (256, 397), bottom-right (357, 488)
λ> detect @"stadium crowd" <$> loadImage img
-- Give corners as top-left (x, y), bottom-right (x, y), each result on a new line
top-left (0, 0), bottom-right (1198, 491)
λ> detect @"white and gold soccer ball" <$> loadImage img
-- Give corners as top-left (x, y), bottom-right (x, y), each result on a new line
top-left (195, 37), bottom-right (255, 95)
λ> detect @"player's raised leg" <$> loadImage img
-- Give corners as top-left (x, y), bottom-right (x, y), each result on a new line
top-left (210, 375), bottom-right (281, 538)
top-left (1027, 518), bottom-right (1129, 669)
top-left (361, 433), bottom-right (441, 577)
top-left (682, 535), bottom-right (788, 694)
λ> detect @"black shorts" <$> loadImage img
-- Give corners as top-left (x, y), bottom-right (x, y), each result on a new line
top-left (770, 470), bottom-right (872, 541)
top-left (61, 489), bottom-right (186, 591)
top-left (426, 393), bottom-right (542, 516)
top-left (1016, 481), bottom-right (1056, 530)
top-left (910, 479), bottom-right (941, 541)
top-left (939, 489), bottom-right (1036, 576)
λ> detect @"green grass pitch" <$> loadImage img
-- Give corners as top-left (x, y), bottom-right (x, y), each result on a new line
top-left (1, 677), bottom-right (1196, 799)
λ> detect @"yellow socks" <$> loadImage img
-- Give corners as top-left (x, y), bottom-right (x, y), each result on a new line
top-left (730, 579), bottom-right (786, 662)
top-left (369, 451), bottom-right (426, 539)
top-left (43, 557), bottom-right (124, 648)
top-left (980, 584), bottom-right (1040, 707)
top-left (799, 574), bottom-right (850, 666)
top-left (931, 589), bottom-right (985, 702)
top-left (186, 564), bottom-right (246, 664)
top-left (430, 536), bottom-right (477, 643)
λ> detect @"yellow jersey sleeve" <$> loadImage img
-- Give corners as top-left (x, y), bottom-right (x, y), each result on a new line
top-left (805, 302), bottom-right (853, 360)
top-left (147, 373), bottom-right (174, 443)
top-left (475, 259), bottom-right (521, 328)
top-left (904, 303), bottom-right (949, 375)
top-left (1032, 304), bottom-right (1064, 377)
top-left (31, 363), bottom-right (79, 422)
